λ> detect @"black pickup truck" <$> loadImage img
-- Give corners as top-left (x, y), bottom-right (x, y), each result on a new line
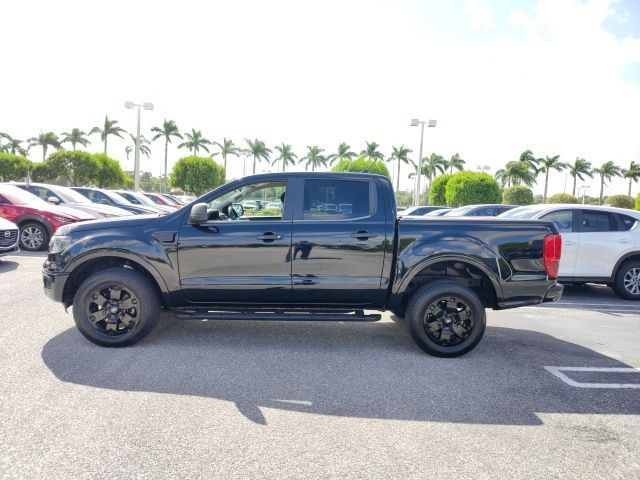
top-left (43, 172), bottom-right (563, 357)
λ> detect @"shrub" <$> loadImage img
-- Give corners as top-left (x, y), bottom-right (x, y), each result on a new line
top-left (93, 153), bottom-right (126, 188)
top-left (636, 194), bottom-right (640, 211)
top-left (395, 191), bottom-right (413, 208)
top-left (46, 150), bottom-right (99, 186)
top-left (0, 153), bottom-right (31, 181)
top-left (429, 173), bottom-right (452, 205)
top-left (445, 171), bottom-right (501, 207)
top-left (502, 186), bottom-right (533, 206)
top-left (170, 155), bottom-right (225, 195)
top-left (604, 195), bottom-right (635, 209)
top-left (547, 193), bottom-right (578, 204)
top-left (331, 156), bottom-right (390, 178)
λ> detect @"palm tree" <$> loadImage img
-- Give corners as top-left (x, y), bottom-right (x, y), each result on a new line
top-left (387, 145), bottom-right (412, 192)
top-left (328, 142), bottom-right (357, 165)
top-left (0, 134), bottom-right (28, 156)
top-left (213, 137), bottom-right (241, 181)
top-left (178, 129), bottom-right (212, 156)
top-left (301, 146), bottom-right (327, 172)
top-left (421, 153), bottom-right (447, 194)
top-left (244, 139), bottom-right (272, 174)
top-left (593, 161), bottom-right (623, 204)
top-left (538, 155), bottom-right (567, 202)
top-left (90, 116), bottom-right (126, 154)
top-left (568, 157), bottom-right (593, 196)
top-left (495, 161), bottom-right (537, 188)
top-left (273, 143), bottom-right (297, 172)
top-left (151, 119), bottom-right (183, 190)
top-left (61, 128), bottom-right (91, 150)
top-left (125, 133), bottom-right (151, 160)
top-left (445, 153), bottom-right (465, 173)
top-left (27, 132), bottom-right (62, 161)
top-left (360, 141), bottom-right (384, 163)
top-left (622, 161), bottom-right (640, 197)
top-left (519, 149), bottom-right (539, 170)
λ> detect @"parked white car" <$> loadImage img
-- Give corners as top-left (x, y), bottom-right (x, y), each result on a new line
top-left (499, 204), bottom-right (640, 300)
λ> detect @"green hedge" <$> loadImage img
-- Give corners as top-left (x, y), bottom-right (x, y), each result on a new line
top-left (170, 155), bottom-right (225, 195)
top-left (547, 193), bottom-right (578, 204)
top-left (331, 156), bottom-right (390, 178)
top-left (0, 153), bottom-right (31, 181)
top-left (429, 173), bottom-right (452, 205)
top-left (502, 186), bottom-right (533, 205)
top-left (636, 193), bottom-right (640, 211)
top-left (445, 171), bottom-right (501, 207)
top-left (604, 195), bottom-right (635, 209)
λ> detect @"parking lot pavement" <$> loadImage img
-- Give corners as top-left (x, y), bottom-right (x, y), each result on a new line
top-left (1, 253), bottom-right (639, 479)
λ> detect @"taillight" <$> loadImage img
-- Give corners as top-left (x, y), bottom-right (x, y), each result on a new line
top-left (543, 234), bottom-right (562, 279)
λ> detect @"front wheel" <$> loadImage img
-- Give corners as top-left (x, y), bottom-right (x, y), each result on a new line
top-left (405, 280), bottom-right (486, 357)
top-left (72, 268), bottom-right (160, 347)
top-left (613, 261), bottom-right (640, 300)
top-left (19, 222), bottom-right (49, 251)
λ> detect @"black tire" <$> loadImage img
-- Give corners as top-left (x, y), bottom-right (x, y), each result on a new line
top-left (612, 260), bottom-right (640, 301)
top-left (19, 221), bottom-right (49, 251)
top-left (405, 280), bottom-right (486, 357)
top-left (72, 268), bottom-right (160, 347)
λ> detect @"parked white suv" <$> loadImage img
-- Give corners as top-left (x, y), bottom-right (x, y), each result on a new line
top-left (499, 204), bottom-right (640, 300)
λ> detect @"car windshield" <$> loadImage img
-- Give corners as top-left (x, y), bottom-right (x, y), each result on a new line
top-left (106, 191), bottom-right (133, 204)
top-left (0, 185), bottom-right (50, 206)
top-left (128, 192), bottom-right (157, 205)
top-left (498, 207), bottom-right (539, 218)
top-left (426, 208), bottom-right (451, 216)
top-left (55, 186), bottom-right (93, 204)
top-left (443, 205), bottom-right (476, 216)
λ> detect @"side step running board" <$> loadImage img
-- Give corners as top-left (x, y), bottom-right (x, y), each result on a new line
top-left (172, 309), bottom-right (381, 322)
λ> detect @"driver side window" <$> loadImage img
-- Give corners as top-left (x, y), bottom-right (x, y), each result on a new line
top-left (206, 181), bottom-right (287, 221)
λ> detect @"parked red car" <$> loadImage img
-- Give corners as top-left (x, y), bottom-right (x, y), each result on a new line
top-left (142, 192), bottom-right (181, 209)
top-left (0, 184), bottom-right (94, 251)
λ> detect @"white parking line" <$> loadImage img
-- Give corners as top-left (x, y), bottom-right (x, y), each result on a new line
top-left (544, 366), bottom-right (640, 389)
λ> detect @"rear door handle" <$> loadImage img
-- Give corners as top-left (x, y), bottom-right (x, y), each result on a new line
top-left (257, 232), bottom-right (283, 242)
top-left (351, 230), bottom-right (377, 240)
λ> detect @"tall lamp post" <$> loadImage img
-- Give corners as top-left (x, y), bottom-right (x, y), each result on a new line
top-left (125, 101), bottom-right (154, 191)
top-left (410, 118), bottom-right (437, 206)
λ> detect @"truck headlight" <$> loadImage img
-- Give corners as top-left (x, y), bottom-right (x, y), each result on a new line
top-left (49, 235), bottom-right (72, 254)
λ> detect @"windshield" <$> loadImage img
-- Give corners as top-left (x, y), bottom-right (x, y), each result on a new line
top-left (55, 186), bottom-right (92, 204)
top-left (498, 207), bottom-right (539, 218)
top-left (128, 192), bottom-right (157, 206)
top-left (0, 185), bottom-right (49, 206)
top-left (107, 191), bottom-right (133, 204)
top-left (444, 205), bottom-right (476, 216)
top-left (426, 208), bottom-right (451, 216)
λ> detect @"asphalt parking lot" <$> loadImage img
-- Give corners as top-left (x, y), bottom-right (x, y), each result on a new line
top-left (1, 252), bottom-right (639, 479)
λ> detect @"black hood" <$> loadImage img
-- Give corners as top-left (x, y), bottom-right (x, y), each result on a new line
top-left (56, 214), bottom-right (159, 235)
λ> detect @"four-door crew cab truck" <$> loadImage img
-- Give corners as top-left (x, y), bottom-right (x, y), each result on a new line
top-left (43, 173), bottom-right (563, 357)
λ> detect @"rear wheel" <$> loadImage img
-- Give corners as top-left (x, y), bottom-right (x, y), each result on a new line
top-left (19, 221), bottom-right (49, 251)
top-left (72, 268), bottom-right (160, 347)
top-left (613, 261), bottom-right (640, 300)
top-left (405, 280), bottom-right (486, 357)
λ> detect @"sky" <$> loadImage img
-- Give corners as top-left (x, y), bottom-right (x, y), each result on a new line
top-left (1, 0), bottom-right (639, 197)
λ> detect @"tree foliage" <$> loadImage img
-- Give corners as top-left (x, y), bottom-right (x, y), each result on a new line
top-left (604, 195), bottom-right (635, 209)
top-left (0, 153), bottom-right (31, 181)
top-left (428, 173), bottom-right (453, 205)
top-left (94, 153), bottom-right (126, 188)
top-left (636, 193), bottom-right (640, 211)
top-left (170, 155), bottom-right (225, 196)
top-left (331, 156), bottom-right (390, 178)
top-left (546, 193), bottom-right (578, 204)
top-left (502, 185), bottom-right (534, 205)
top-left (445, 171), bottom-right (501, 207)
top-left (46, 150), bottom-right (98, 186)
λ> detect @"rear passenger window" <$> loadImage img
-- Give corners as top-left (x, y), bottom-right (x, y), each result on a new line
top-left (303, 180), bottom-right (373, 220)
top-left (580, 210), bottom-right (618, 232)
top-left (619, 214), bottom-right (638, 231)
top-left (541, 210), bottom-right (573, 233)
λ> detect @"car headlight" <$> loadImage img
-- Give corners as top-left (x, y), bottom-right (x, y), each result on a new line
top-left (101, 213), bottom-right (119, 218)
top-left (49, 235), bottom-right (73, 254)
top-left (52, 215), bottom-right (74, 224)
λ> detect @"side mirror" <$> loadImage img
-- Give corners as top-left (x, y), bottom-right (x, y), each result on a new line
top-left (189, 203), bottom-right (208, 224)
top-left (230, 203), bottom-right (244, 218)
top-left (47, 196), bottom-right (61, 205)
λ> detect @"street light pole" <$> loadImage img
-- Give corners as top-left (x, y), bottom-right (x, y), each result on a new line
top-left (410, 118), bottom-right (437, 206)
top-left (125, 101), bottom-right (154, 192)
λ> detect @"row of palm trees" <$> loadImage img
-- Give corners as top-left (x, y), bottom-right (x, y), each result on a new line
top-left (494, 150), bottom-right (640, 203)
top-left (0, 118), bottom-right (465, 188)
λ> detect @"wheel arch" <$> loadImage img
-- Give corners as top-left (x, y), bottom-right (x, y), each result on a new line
top-left (391, 255), bottom-right (503, 312)
top-left (612, 251), bottom-right (640, 279)
top-left (62, 253), bottom-right (169, 308)
top-left (16, 215), bottom-right (53, 236)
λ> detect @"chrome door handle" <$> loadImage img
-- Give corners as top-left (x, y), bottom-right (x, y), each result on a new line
top-left (257, 232), bottom-right (283, 241)
top-left (351, 230), bottom-right (377, 240)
